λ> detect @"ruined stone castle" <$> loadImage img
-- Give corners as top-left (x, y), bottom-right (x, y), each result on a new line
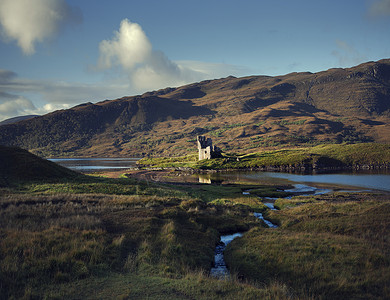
top-left (197, 135), bottom-right (222, 160)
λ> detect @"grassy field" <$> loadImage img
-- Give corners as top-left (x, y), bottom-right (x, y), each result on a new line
top-left (138, 143), bottom-right (390, 170)
top-left (0, 175), bottom-right (301, 299)
top-left (1, 147), bottom-right (390, 299)
top-left (225, 192), bottom-right (390, 299)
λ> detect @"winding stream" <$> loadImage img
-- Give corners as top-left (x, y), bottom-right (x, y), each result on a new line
top-left (210, 233), bottom-right (244, 279)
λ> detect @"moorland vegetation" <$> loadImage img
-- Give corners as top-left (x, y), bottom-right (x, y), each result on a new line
top-left (1, 146), bottom-right (390, 299)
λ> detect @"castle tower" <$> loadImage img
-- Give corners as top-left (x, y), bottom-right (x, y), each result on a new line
top-left (197, 135), bottom-right (221, 160)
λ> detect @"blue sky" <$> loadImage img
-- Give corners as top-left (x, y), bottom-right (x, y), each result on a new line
top-left (0, 0), bottom-right (390, 121)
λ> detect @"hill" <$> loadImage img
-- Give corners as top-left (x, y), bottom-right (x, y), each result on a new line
top-left (0, 145), bottom-right (79, 186)
top-left (0, 115), bottom-right (39, 126)
top-left (0, 59), bottom-right (390, 157)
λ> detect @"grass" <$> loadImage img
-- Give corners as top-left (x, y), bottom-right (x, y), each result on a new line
top-left (225, 193), bottom-right (390, 299)
top-left (0, 175), bottom-right (289, 299)
top-left (36, 271), bottom-right (298, 300)
top-left (138, 143), bottom-right (390, 170)
top-left (2, 148), bottom-right (390, 298)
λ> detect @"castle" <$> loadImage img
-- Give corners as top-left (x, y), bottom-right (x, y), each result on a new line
top-left (197, 135), bottom-right (222, 160)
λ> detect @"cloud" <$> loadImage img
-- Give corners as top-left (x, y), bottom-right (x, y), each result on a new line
top-left (0, 93), bottom-right (72, 121)
top-left (369, 0), bottom-right (390, 17)
top-left (0, 95), bottom-right (36, 121)
top-left (0, 68), bottom-right (132, 121)
top-left (331, 40), bottom-right (367, 66)
top-left (0, 0), bottom-right (82, 54)
top-left (176, 60), bottom-right (253, 79)
top-left (97, 19), bottom-right (247, 92)
top-left (98, 20), bottom-right (152, 70)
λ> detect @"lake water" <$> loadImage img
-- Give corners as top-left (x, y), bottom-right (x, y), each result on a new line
top-left (50, 158), bottom-right (390, 192)
top-left (198, 171), bottom-right (390, 192)
top-left (240, 171), bottom-right (390, 192)
top-left (49, 158), bottom-right (140, 173)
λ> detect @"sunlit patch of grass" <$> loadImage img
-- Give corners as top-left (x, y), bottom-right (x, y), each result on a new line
top-left (210, 196), bottom-right (267, 212)
top-left (16, 176), bottom-right (190, 200)
top-left (138, 143), bottom-right (390, 170)
top-left (274, 196), bottom-right (318, 210)
top-left (138, 154), bottom-right (198, 168)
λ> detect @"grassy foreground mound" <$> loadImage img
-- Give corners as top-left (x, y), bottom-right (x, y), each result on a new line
top-left (138, 143), bottom-right (390, 170)
top-left (225, 193), bottom-right (390, 299)
top-left (0, 145), bottom-right (78, 186)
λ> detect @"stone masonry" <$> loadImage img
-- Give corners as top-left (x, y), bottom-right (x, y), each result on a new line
top-left (197, 135), bottom-right (222, 160)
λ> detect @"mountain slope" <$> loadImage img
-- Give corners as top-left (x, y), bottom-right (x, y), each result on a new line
top-left (0, 59), bottom-right (389, 157)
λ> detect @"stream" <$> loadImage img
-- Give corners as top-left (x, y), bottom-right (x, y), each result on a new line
top-left (209, 183), bottom-right (334, 279)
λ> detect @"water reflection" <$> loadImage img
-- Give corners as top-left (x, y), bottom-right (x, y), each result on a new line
top-left (198, 174), bottom-right (212, 184)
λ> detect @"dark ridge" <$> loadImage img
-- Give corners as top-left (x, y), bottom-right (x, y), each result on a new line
top-left (0, 145), bottom-right (79, 186)
top-left (0, 115), bottom-right (39, 126)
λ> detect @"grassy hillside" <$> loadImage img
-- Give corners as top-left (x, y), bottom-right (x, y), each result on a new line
top-left (0, 59), bottom-right (390, 157)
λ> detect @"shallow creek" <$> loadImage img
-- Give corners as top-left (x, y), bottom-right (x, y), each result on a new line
top-left (209, 183), bottom-right (333, 279)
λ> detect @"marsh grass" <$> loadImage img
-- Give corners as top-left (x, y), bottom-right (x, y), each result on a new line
top-left (0, 177), bottom-right (270, 299)
top-left (20, 176), bottom-right (189, 199)
top-left (38, 271), bottom-right (302, 300)
top-left (210, 196), bottom-right (267, 212)
top-left (225, 193), bottom-right (390, 299)
top-left (2, 170), bottom-right (390, 299)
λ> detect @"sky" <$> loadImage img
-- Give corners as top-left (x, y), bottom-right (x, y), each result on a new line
top-left (0, 0), bottom-right (390, 122)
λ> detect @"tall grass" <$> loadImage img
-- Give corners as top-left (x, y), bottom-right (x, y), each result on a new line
top-left (225, 193), bottom-right (390, 299)
top-left (2, 171), bottom-right (390, 298)
top-left (0, 179), bottom-right (269, 298)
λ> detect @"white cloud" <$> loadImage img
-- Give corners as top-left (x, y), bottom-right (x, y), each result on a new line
top-left (0, 68), bottom-right (133, 121)
top-left (369, 0), bottom-right (390, 17)
top-left (0, 93), bottom-right (71, 121)
top-left (97, 19), bottom-right (248, 92)
top-left (0, 95), bottom-right (36, 121)
top-left (98, 20), bottom-right (152, 70)
top-left (0, 0), bottom-right (81, 55)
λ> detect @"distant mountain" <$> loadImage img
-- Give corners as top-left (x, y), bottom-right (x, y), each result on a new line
top-left (0, 145), bottom-right (79, 186)
top-left (0, 59), bottom-right (389, 157)
top-left (0, 115), bottom-right (39, 126)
